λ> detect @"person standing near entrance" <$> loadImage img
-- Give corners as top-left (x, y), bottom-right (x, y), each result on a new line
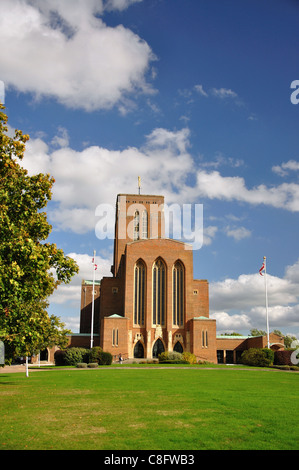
top-left (118, 353), bottom-right (123, 364)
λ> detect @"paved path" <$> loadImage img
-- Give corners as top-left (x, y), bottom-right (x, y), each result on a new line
top-left (0, 365), bottom-right (27, 373)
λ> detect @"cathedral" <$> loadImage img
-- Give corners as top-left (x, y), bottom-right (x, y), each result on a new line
top-left (32, 191), bottom-right (285, 366)
top-left (76, 192), bottom-right (285, 364)
top-left (79, 192), bottom-right (216, 362)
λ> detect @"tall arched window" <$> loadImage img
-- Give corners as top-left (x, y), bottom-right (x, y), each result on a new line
top-left (133, 211), bottom-right (140, 240)
top-left (134, 260), bottom-right (146, 325)
top-left (173, 261), bottom-right (184, 326)
top-left (152, 258), bottom-right (166, 325)
top-left (142, 210), bottom-right (148, 239)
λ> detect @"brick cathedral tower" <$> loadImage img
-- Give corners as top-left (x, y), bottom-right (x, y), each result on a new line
top-left (80, 191), bottom-right (216, 362)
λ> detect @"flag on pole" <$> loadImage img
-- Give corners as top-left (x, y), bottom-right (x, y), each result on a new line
top-left (259, 256), bottom-right (270, 348)
top-left (259, 260), bottom-right (265, 276)
top-left (92, 257), bottom-right (98, 270)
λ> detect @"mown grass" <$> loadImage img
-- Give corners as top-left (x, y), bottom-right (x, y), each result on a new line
top-left (0, 367), bottom-right (298, 450)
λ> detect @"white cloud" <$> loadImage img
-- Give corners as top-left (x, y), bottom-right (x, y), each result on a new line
top-left (210, 261), bottom-right (299, 333)
top-left (63, 316), bottom-right (81, 333)
top-left (285, 258), bottom-right (299, 284)
top-left (272, 160), bottom-right (299, 177)
top-left (210, 311), bottom-right (251, 331)
top-left (203, 225), bottom-right (218, 246)
top-left (211, 273), bottom-right (298, 312)
top-left (194, 85), bottom-right (239, 101)
top-left (51, 127), bottom-right (69, 148)
top-left (23, 127), bottom-right (194, 233)
top-left (194, 84), bottom-right (208, 97)
top-left (211, 87), bottom-right (238, 99)
top-left (0, 0), bottom-right (154, 111)
top-left (21, 126), bottom-right (299, 237)
top-left (225, 225), bottom-right (251, 241)
top-left (192, 170), bottom-right (299, 212)
top-left (105, 0), bottom-right (143, 11)
top-left (49, 252), bottom-right (112, 305)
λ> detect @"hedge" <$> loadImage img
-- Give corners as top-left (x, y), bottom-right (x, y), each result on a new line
top-left (88, 346), bottom-right (103, 363)
top-left (64, 348), bottom-right (90, 366)
top-left (274, 349), bottom-right (298, 366)
top-left (54, 347), bottom-right (112, 366)
top-left (158, 351), bottom-right (189, 364)
top-left (54, 349), bottom-right (66, 366)
top-left (241, 348), bottom-right (274, 367)
top-left (98, 351), bottom-right (113, 365)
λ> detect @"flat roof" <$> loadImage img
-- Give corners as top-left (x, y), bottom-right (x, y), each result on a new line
top-left (82, 280), bottom-right (101, 285)
top-left (117, 193), bottom-right (164, 198)
top-left (216, 335), bottom-right (258, 339)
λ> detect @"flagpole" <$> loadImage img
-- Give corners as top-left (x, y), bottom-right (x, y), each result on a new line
top-left (90, 250), bottom-right (96, 349)
top-left (263, 256), bottom-right (270, 348)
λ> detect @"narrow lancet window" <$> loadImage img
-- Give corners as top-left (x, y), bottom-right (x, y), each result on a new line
top-left (134, 211), bottom-right (140, 240)
top-left (134, 260), bottom-right (146, 325)
top-left (153, 258), bottom-right (166, 325)
top-left (173, 261), bottom-right (184, 326)
top-left (142, 210), bottom-right (148, 239)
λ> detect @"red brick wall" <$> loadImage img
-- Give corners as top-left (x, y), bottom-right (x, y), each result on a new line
top-left (124, 238), bottom-right (195, 330)
top-left (80, 282), bottom-right (100, 334)
top-left (99, 277), bottom-right (124, 319)
top-left (190, 318), bottom-right (217, 363)
top-left (101, 316), bottom-right (129, 358)
top-left (192, 280), bottom-right (209, 318)
top-left (112, 194), bottom-right (165, 276)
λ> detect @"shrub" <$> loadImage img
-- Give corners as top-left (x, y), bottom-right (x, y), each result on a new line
top-left (182, 352), bottom-right (197, 364)
top-left (88, 346), bottom-right (103, 364)
top-left (54, 349), bottom-right (66, 366)
top-left (98, 351), bottom-right (113, 365)
top-left (76, 363), bottom-right (87, 368)
top-left (87, 363), bottom-right (98, 368)
top-left (158, 351), bottom-right (188, 363)
top-left (64, 348), bottom-right (89, 366)
top-left (275, 365), bottom-right (290, 370)
top-left (241, 348), bottom-right (272, 367)
top-left (261, 348), bottom-right (274, 365)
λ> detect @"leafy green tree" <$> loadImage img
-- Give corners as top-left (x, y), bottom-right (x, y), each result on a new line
top-left (0, 104), bottom-right (79, 360)
top-left (273, 329), bottom-right (297, 349)
top-left (250, 328), bottom-right (266, 337)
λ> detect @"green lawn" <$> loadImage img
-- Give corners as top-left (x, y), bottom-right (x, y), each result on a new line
top-left (0, 367), bottom-right (298, 450)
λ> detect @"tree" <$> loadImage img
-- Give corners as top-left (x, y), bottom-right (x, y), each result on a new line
top-left (273, 329), bottom-right (297, 349)
top-left (250, 328), bottom-right (267, 337)
top-left (0, 104), bottom-right (79, 360)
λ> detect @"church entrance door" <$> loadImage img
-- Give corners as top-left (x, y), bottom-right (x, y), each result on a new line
top-left (173, 341), bottom-right (183, 353)
top-left (134, 341), bottom-right (144, 358)
top-left (152, 338), bottom-right (165, 358)
top-left (40, 349), bottom-right (48, 361)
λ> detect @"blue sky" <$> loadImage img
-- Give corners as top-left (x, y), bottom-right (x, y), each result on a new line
top-left (1, 0), bottom-right (299, 338)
